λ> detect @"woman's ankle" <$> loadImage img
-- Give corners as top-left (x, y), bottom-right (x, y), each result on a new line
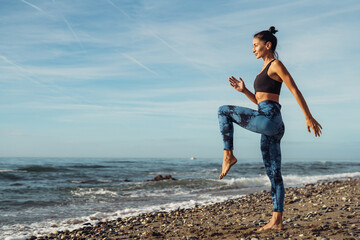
top-left (224, 149), bottom-right (233, 156)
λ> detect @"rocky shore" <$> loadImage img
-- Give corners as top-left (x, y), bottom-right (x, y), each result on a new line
top-left (29, 177), bottom-right (360, 240)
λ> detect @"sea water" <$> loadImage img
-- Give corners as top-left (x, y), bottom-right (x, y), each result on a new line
top-left (1, 157), bottom-right (359, 239)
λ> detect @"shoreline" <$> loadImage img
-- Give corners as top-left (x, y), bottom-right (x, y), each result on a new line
top-left (29, 177), bottom-right (359, 240)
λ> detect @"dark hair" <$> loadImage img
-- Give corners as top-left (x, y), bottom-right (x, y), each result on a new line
top-left (254, 26), bottom-right (279, 59)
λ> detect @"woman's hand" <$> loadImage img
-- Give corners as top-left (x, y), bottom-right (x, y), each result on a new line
top-left (229, 76), bottom-right (258, 104)
top-left (229, 76), bottom-right (245, 92)
top-left (306, 117), bottom-right (322, 137)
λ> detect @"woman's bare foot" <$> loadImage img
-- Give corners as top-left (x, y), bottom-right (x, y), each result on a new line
top-left (258, 212), bottom-right (283, 231)
top-left (219, 150), bottom-right (237, 180)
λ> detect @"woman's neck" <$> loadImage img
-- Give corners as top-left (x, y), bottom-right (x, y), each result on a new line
top-left (262, 55), bottom-right (275, 65)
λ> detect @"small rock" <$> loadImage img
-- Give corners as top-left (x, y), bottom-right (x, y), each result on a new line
top-left (320, 224), bottom-right (329, 229)
top-left (316, 237), bottom-right (328, 240)
top-left (186, 236), bottom-right (198, 240)
top-left (147, 175), bottom-right (176, 181)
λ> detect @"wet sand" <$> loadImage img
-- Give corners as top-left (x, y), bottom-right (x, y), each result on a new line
top-left (30, 177), bottom-right (360, 240)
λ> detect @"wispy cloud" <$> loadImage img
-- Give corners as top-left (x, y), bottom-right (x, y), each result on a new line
top-left (61, 15), bottom-right (85, 50)
top-left (0, 55), bottom-right (46, 87)
top-left (146, 29), bottom-right (216, 80)
top-left (0, 55), bottom-right (84, 102)
top-left (147, 30), bottom-right (186, 59)
top-left (21, 0), bottom-right (50, 16)
top-left (122, 53), bottom-right (158, 75)
top-left (105, 0), bottom-right (130, 18)
top-left (103, 1), bottom-right (219, 79)
top-left (21, 0), bottom-right (85, 50)
top-left (290, 3), bottom-right (360, 25)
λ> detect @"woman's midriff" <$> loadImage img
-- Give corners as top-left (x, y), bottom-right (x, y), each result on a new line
top-left (256, 92), bottom-right (280, 104)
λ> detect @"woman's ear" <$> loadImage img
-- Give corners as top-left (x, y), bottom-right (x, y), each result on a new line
top-left (265, 41), bottom-right (272, 50)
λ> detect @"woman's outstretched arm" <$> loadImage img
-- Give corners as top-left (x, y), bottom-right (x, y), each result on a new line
top-left (272, 61), bottom-right (322, 137)
top-left (229, 76), bottom-right (258, 104)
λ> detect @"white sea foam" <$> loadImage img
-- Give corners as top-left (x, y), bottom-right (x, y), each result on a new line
top-left (127, 188), bottom-right (191, 198)
top-left (148, 171), bottom-right (178, 175)
top-left (0, 169), bottom-right (27, 173)
top-left (70, 188), bottom-right (118, 197)
top-left (218, 172), bottom-right (360, 190)
top-left (284, 172), bottom-right (360, 186)
top-left (97, 179), bottom-right (113, 183)
top-left (69, 179), bottom-right (114, 184)
top-left (220, 175), bottom-right (270, 189)
top-left (69, 180), bottom-right (87, 184)
top-left (199, 168), bottom-right (218, 173)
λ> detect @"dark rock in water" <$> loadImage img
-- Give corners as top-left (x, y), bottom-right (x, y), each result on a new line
top-left (148, 175), bottom-right (176, 181)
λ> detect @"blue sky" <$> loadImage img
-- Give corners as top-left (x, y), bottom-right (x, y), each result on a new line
top-left (0, 0), bottom-right (359, 159)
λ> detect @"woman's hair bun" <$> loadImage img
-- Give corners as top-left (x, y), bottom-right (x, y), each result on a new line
top-left (268, 26), bottom-right (278, 34)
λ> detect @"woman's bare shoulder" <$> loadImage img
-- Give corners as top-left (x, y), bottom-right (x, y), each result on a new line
top-left (271, 59), bottom-right (289, 73)
top-left (272, 59), bottom-right (284, 67)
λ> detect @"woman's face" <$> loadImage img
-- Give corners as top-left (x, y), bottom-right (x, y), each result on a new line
top-left (252, 37), bottom-right (269, 59)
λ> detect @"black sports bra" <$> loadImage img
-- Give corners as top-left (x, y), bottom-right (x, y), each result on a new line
top-left (254, 60), bottom-right (282, 95)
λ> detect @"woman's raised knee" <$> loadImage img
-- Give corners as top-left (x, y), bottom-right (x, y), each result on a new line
top-left (218, 105), bottom-right (230, 115)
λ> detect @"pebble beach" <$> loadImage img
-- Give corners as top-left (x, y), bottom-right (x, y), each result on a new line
top-left (29, 177), bottom-right (360, 240)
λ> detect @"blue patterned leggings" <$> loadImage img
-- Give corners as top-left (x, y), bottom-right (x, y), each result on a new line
top-left (218, 100), bottom-right (285, 212)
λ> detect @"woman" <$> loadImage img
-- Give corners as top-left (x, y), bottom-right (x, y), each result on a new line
top-left (217, 26), bottom-right (322, 231)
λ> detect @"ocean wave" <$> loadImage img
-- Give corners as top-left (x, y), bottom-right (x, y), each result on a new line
top-left (68, 179), bottom-right (114, 184)
top-left (216, 172), bottom-right (360, 190)
top-left (69, 164), bottom-right (108, 169)
top-left (123, 188), bottom-right (191, 198)
top-left (0, 200), bottom-right (60, 208)
top-left (0, 173), bottom-right (24, 181)
top-left (218, 176), bottom-right (269, 190)
top-left (147, 171), bottom-right (179, 176)
top-left (284, 172), bottom-right (360, 186)
top-left (0, 169), bottom-right (27, 173)
top-left (0, 169), bottom-right (28, 181)
top-left (71, 188), bottom-right (118, 197)
top-left (119, 178), bottom-right (217, 192)
top-left (18, 166), bottom-right (66, 173)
